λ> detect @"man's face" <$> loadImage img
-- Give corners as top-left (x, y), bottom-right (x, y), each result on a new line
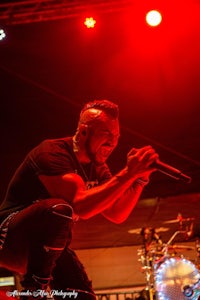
top-left (85, 113), bottom-right (120, 164)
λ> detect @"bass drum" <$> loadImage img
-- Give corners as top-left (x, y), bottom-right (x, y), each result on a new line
top-left (154, 256), bottom-right (200, 300)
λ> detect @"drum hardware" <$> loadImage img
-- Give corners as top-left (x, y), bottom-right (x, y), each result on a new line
top-left (137, 215), bottom-right (200, 300)
top-left (182, 279), bottom-right (200, 298)
top-left (196, 239), bottom-right (200, 256)
top-left (161, 230), bottom-right (187, 256)
top-left (195, 239), bottom-right (200, 270)
top-left (137, 227), bottom-right (163, 300)
top-left (167, 244), bottom-right (195, 251)
top-left (137, 248), bottom-right (153, 290)
top-left (163, 214), bottom-right (195, 224)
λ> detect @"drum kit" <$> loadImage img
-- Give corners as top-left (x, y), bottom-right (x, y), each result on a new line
top-left (137, 215), bottom-right (200, 300)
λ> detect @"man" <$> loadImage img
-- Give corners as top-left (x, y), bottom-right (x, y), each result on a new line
top-left (0, 100), bottom-right (158, 300)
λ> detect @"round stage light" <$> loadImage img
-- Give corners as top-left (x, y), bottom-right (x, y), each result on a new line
top-left (146, 10), bottom-right (162, 27)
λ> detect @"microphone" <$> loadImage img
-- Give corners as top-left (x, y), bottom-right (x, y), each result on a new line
top-left (151, 159), bottom-right (192, 183)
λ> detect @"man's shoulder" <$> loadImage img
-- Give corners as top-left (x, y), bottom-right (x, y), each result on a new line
top-left (39, 136), bottom-right (72, 149)
top-left (27, 136), bottom-right (75, 174)
top-left (27, 136), bottom-right (73, 164)
top-left (31, 136), bottom-right (73, 156)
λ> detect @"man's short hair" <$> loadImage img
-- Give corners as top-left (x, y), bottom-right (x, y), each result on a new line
top-left (80, 100), bottom-right (119, 120)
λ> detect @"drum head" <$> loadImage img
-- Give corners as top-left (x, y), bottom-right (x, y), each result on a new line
top-left (154, 257), bottom-right (200, 299)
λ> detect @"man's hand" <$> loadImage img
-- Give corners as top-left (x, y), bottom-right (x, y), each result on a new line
top-left (126, 145), bottom-right (159, 179)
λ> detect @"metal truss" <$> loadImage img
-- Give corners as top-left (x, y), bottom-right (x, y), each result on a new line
top-left (0, 0), bottom-right (132, 26)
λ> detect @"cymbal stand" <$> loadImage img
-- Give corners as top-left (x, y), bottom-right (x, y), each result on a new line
top-left (138, 228), bottom-right (163, 300)
top-left (162, 230), bottom-right (187, 256)
top-left (195, 238), bottom-right (200, 269)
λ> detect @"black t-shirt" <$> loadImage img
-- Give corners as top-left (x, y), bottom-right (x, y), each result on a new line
top-left (0, 137), bottom-right (112, 219)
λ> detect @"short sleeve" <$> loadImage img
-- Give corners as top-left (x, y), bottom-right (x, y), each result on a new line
top-left (27, 139), bottom-right (76, 176)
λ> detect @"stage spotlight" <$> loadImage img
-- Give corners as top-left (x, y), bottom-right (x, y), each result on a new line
top-left (84, 17), bottom-right (96, 28)
top-left (0, 29), bottom-right (6, 40)
top-left (146, 10), bottom-right (162, 27)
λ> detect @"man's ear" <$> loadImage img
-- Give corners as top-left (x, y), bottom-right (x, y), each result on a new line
top-left (79, 124), bottom-right (89, 138)
top-left (81, 130), bottom-right (87, 136)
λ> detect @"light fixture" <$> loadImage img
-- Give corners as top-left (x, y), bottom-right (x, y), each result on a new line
top-left (0, 29), bottom-right (6, 40)
top-left (146, 10), bottom-right (162, 27)
top-left (84, 17), bottom-right (96, 29)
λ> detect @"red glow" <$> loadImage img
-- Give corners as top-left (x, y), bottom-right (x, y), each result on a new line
top-left (84, 17), bottom-right (96, 28)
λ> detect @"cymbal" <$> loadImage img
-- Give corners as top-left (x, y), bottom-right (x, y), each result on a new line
top-left (128, 227), bottom-right (169, 234)
top-left (163, 217), bottom-right (195, 224)
top-left (167, 244), bottom-right (195, 251)
top-left (163, 219), bottom-right (180, 224)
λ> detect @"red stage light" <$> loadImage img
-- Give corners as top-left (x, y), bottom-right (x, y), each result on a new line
top-left (84, 17), bottom-right (96, 28)
top-left (146, 10), bottom-right (162, 27)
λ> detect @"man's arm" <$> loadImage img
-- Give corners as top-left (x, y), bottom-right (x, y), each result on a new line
top-left (39, 146), bottom-right (158, 222)
top-left (39, 167), bottom-right (135, 219)
top-left (101, 178), bottom-right (149, 223)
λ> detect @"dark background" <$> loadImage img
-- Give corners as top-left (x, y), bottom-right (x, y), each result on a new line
top-left (0, 0), bottom-right (200, 249)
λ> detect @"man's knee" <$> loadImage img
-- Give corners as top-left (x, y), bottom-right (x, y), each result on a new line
top-left (36, 198), bottom-right (73, 220)
top-left (51, 203), bottom-right (73, 220)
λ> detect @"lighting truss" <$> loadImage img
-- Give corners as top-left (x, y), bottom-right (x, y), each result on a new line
top-left (0, 0), bottom-right (133, 25)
